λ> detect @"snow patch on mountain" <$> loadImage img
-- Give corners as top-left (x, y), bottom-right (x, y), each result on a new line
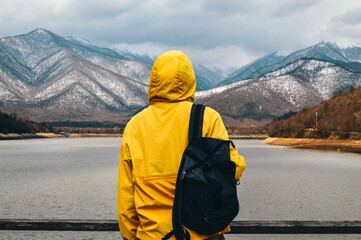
top-left (196, 79), bottom-right (253, 99)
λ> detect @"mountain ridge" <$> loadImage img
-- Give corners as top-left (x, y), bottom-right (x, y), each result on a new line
top-left (219, 40), bottom-right (361, 86)
top-left (1, 29), bottom-right (361, 127)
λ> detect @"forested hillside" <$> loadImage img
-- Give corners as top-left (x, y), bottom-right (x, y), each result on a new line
top-left (0, 110), bottom-right (51, 133)
top-left (267, 87), bottom-right (361, 139)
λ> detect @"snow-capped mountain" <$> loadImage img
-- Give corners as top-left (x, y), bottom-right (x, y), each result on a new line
top-left (219, 52), bottom-right (285, 86)
top-left (198, 75), bottom-right (324, 126)
top-left (0, 29), bottom-right (221, 121)
top-left (197, 42), bottom-right (361, 126)
top-left (219, 40), bottom-right (361, 86)
top-left (0, 29), bottom-right (149, 101)
top-left (1, 29), bottom-right (361, 126)
top-left (194, 64), bottom-right (225, 90)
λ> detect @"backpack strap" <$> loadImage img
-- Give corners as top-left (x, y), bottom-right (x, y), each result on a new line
top-left (188, 104), bottom-right (205, 142)
top-left (163, 104), bottom-right (205, 240)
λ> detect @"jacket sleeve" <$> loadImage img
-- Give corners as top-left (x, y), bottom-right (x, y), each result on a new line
top-left (229, 143), bottom-right (246, 180)
top-left (204, 108), bottom-right (246, 181)
top-left (117, 128), bottom-right (140, 240)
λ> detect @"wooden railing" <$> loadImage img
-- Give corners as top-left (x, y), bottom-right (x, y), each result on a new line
top-left (1, 219), bottom-right (361, 234)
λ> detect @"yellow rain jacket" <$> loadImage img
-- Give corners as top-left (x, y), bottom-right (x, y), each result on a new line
top-left (117, 50), bottom-right (246, 240)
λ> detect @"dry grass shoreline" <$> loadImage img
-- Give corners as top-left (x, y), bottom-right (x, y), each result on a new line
top-left (263, 137), bottom-right (361, 153)
top-left (229, 134), bottom-right (269, 139)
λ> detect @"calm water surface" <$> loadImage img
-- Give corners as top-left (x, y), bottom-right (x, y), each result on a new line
top-left (0, 138), bottom-right (360, 240)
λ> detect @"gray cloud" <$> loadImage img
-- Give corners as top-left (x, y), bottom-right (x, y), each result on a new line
top-left (200, 0), bottom-right (258, 15)
top-left (1, 0), bottom-right (361, 69)
top-left (264, 0), bottom-right (321, 18)
top-left (333, 7), bottom-right (361, 25)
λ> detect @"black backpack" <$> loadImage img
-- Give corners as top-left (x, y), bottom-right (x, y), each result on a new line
top-left (163, 104), bottom-right (239, 240)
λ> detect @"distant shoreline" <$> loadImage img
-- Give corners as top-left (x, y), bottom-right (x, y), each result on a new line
top-left (2, 134), bottom-right (360, 153)
top-left (1, 133), bottom-right (267, 140)
top-left (0, 133), bottom-right (122, 140)
top-left (263, 137), bottom-right (361, 153)
top-left (0, 133), bottom-right (47, 140)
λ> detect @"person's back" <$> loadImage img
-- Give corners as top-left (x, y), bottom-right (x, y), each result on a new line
top-left (117, 50), bottom-right (246, 240)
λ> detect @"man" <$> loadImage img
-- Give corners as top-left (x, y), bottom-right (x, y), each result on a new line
top-left (117, 50), bottom-right (246, 240)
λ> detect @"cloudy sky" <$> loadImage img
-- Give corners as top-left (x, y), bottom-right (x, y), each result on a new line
top-left (1, 0), bottom-right (361, 69)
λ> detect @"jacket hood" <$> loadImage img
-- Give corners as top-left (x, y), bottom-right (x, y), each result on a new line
top-left (148, 50), bottom-right (196, 104)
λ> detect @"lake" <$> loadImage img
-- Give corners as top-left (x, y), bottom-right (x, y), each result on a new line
top-left (0, 138), bottom-right (360, 240)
